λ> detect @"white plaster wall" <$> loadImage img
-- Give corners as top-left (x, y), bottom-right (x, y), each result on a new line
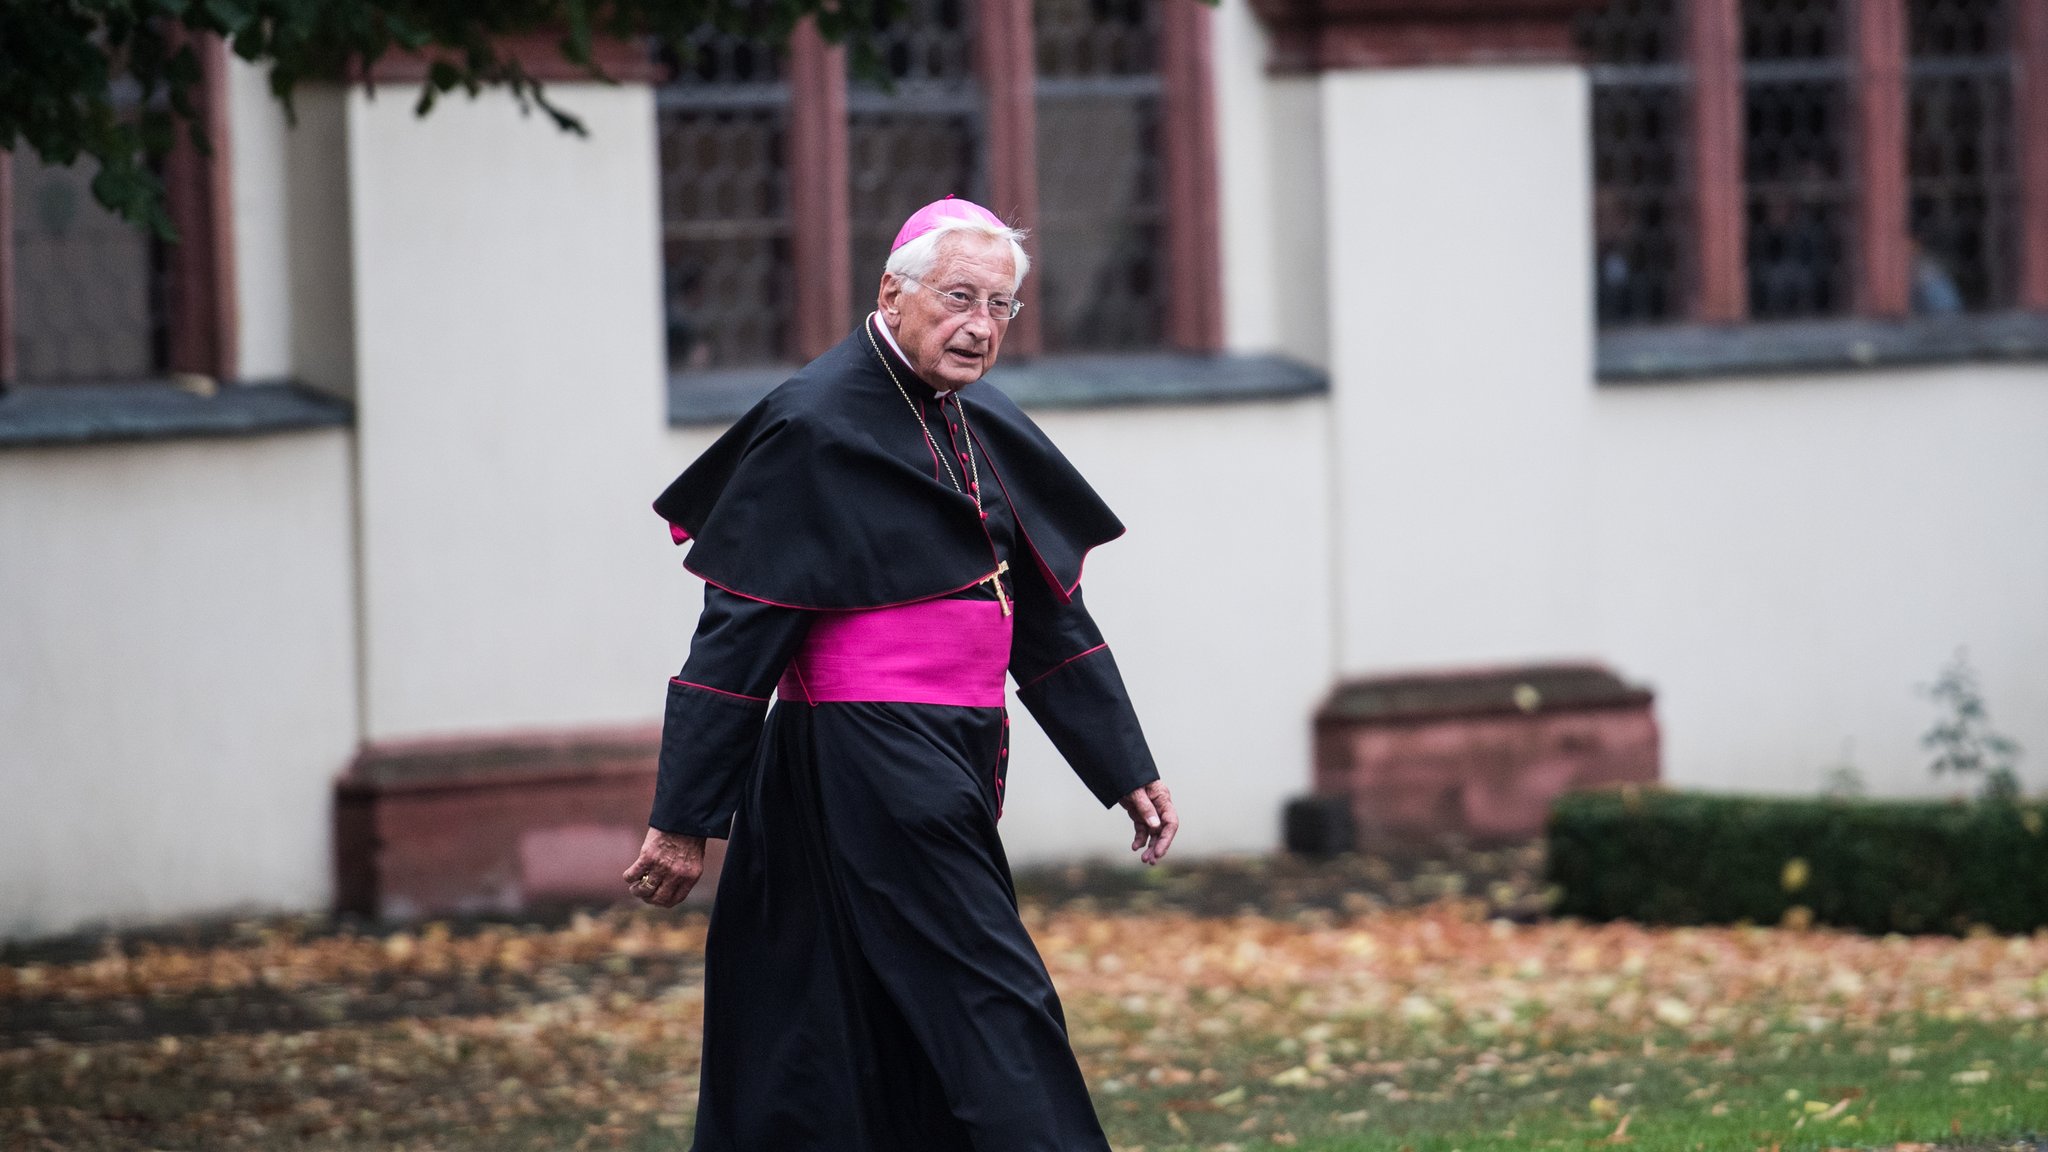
top-left (1211, 0), bottom-right (1275, 353)
top-left (1591, 363), bottom-right (2048, 798)
top-left (227, 68), bottom-right (357, 397)
top-left (346, 86), bottom-right (684, 741)
top-left (227, 68), bottom-right (354, 395)
top-left (998, 399), bottom-right (1333, 861)
top-left (1211, 0), bottom-right (1328, 367)
top-left (1320, 66), bottom-right (1600, 674)
top-left (282, 90), bottom-right (357, 398)
top-left (0, 433), bottom-right (359, 938)
top-left (228, 57), bottom-right (294, 381)
top-left (1262, 78), bottom-right (1330, 370)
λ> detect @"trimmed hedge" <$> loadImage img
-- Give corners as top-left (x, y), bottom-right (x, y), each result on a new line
top-left (1546, 788), bottom-right (2048, 934)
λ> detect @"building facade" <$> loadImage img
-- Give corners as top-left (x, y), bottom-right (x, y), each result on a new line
top-left (4, 0), bottom-right (2046, 938)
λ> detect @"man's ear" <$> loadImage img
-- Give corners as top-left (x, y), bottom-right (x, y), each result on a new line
top-left (877, 273), bottom-right (902, 320)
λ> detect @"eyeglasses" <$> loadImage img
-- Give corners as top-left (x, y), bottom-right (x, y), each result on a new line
top-left (899, 276), bottom-right (1024, 321)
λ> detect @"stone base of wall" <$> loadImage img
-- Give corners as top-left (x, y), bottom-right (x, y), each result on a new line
top-left (1313, 663), bottom-right (1660, 851)
top-left (335, 727), bottom-right (724, 921)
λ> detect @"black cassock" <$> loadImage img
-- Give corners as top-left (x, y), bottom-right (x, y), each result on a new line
top-left (649, 318), bottom-right (1160, 1152)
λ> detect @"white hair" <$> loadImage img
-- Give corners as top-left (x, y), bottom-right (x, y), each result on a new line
top-left (884, 218), bottom-right (1031, 293)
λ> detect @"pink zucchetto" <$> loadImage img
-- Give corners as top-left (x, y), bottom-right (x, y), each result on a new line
top-left (891, 195), bottom-right (1007, 252)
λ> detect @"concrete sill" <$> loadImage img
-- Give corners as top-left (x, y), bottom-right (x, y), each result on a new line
top-left (1598, 311), bottom-right (2048, 383)
top-left (668, 351), bottom-right (1330, 427)
top-left (0, 380), bottom-right (355, 450)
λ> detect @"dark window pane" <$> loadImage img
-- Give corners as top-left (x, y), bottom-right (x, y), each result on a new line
top-left (848, 0), bottom-right (983, 324)
top-left (10, 152), bottom-right (165, 383)
top-left (1033, 0), bottom-right (1164, 351)
top-left (1577, 0), bottom-right (1688, 327)
top-left (1038, 0), bottom-right (1155, 74)
top-left (1743, 0), bottom-right (1841, 58)
top-left (1907, 0), bottom-right (2018, 313)
top-left (657, 25), bottom-right (790, 371)
top-left (1743, 0), bottom-right (1853, 319)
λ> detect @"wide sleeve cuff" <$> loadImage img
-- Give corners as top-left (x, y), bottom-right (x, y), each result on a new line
top-left (649, 677), bottom-right (771, 838)
top-left (1015, 646), bottom-right (1160, 807)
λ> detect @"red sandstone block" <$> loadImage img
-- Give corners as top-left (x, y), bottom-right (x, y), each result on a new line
top-left (1313, 663), bottom-right (1660, 849)
top-left (335, 727), bottom-right (726, 921)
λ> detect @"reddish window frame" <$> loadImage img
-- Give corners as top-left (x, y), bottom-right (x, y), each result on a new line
top-left (1683, 0), bottom-right (2048, 323)
top-left (773, 0), bottom-right (1223, 364)
top-left (0, 32), bottom-right (239, 386)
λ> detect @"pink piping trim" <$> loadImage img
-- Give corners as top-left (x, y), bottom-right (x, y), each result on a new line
top-left (942, 405), bottom-right (1010, 573)
top-left (965, 418), bottom-right (1122, 604)
top-left (787, 659), bottom-right (815, 706)
top-left (994, 706), bottom-right (1010, 820)
top-left (1017, 643), bottom-right (1108, 691)
top-left (685, 558), bottom-right (1002, 613)
top-left (670, 677), bottom-right (769, 703)
top-left (651, 499), bottom-right (696, 546)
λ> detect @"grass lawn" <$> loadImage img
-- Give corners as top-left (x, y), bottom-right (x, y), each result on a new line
top-left (3, 862), bottom-right (2045, 1151)
top-left (1094, 1015), bottom-right (2044, 1152)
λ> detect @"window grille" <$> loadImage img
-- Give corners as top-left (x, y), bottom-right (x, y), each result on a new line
top-left (651, 1), bottom-right (1220, 373)
top-left (657, 26), bottom-right (791, 371)
top-left (8, 153), bottom-right (167, 384)
top-left (848, 0), bottom-right (984, 323)
top-left (1032, 0), bottom-right (1165, 351)
top-left (1742, 0), bottom-right (1854, 319)
top-left (1578, 0), bottom-right (1688, 326)
top-left (1907, 0), bottom-right (2019, 313)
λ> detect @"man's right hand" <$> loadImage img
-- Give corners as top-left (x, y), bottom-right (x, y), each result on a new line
top-left (623, 827), bottom-right (707, 908)
top-left (1118, 779), bottom-right (1178, 866)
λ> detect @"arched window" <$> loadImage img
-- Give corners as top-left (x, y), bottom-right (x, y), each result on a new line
top-left (1579, 0), bottom-right (2048, 330)
top-left (654, 0), bottom-right (1220, 376)
top-left (657, 25), bottom-right (791, 372)
top-left (1, 33), bottom-right (235, 387)
top-left (1035, 0), bottom-right (1166, 351)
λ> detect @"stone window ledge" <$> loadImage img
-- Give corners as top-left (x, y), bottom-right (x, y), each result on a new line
top-left (669, 351), bottom-right (1330, 427)
top-left (1598, 312), bottom-right (2048, 384)
top-left (0, 381), bottom-right (355, 450)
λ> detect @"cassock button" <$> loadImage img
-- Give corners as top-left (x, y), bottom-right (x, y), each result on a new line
top-left (979, 511), bottom-right (989, 521)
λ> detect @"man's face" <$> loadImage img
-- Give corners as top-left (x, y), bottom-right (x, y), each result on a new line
top-left (878, 233), bottom-right (1016, 390)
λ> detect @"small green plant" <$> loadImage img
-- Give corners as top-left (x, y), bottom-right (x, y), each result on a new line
top-left (1922, 648), bottom-right (2023, 803)
top-left (1820, 739), bottom-right (1865, 798)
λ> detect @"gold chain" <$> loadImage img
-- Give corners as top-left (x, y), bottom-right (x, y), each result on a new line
top-left (865, 317), bottom-right (1008, 614)
top-left (866, 317), bottom-right (982, 517)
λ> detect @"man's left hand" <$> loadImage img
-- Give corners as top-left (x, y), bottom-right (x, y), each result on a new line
top-left (1118, 779), bottom-right (1178, 865)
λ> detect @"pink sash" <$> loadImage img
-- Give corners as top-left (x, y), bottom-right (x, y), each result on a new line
top-left (778, 597), bottom-right (1012, 707)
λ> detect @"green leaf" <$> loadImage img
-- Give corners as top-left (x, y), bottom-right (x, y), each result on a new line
top-left (5, 0), bottom-right (859, 228)
top-left (562, 0), bottom-right (594, 67)
top-left (427, 60), bottom-right (462, 91)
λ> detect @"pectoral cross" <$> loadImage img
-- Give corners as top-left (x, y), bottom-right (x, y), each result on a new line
top-left (986, 561), bottom-right (1011, 616)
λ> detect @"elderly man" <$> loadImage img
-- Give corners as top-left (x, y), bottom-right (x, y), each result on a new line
top-left (623, 196), bottom-right (1177, 1151)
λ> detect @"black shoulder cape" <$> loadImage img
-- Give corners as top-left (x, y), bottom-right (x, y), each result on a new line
top-left (653, 323), bottom-right (1125, 610)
